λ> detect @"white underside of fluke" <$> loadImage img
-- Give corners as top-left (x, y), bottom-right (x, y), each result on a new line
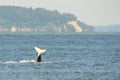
top-left (34, 47), bottom-right (47, 57)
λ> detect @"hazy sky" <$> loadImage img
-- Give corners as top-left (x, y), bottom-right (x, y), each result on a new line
top-left (0, 0), bottom-right (120, 26)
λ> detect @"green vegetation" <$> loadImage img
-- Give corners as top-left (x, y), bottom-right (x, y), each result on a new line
top-left (0, 6), bottom-right (94, 32)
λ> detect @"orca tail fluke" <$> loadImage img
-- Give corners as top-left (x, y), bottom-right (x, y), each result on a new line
top-left (37, 55), bottom-right (41, 62)
top-left (34, 47), bottom-right (47, 62)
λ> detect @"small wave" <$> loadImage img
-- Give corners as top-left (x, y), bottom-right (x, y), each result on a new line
top-left (40, 61), bottom-right (60, 64)
top-left (0, 61), bottom-right (17, 64)
top-left (5, 61), bottom-right (17, 64)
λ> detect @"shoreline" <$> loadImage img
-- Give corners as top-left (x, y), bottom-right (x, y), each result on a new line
top-left (0, 32), bottom-right (120, 35)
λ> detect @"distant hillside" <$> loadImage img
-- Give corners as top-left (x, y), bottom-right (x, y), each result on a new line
top-left (95, 25), bottom-right (120, 32)
top-left (0, 6), bottom-right (94, 33)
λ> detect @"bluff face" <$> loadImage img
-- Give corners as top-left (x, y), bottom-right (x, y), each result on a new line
top-left (0, 6), bottom-right (94, 33)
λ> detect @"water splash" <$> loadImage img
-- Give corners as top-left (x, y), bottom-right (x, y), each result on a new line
top-left (0, 60), bottom-right (60, 64)
top-left (0, 60), bottom-right (36, 64)
top-left (0, 61), bottom-right (17, 64)
top-left (19, 59), bottom-right (36, 63)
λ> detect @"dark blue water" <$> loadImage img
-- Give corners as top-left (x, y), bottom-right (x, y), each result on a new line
top-left (0, 33), bottom-right (120, 80)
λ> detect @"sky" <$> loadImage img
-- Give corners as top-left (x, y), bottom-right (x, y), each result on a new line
top-left (0, 0), bottom-right (120, 26)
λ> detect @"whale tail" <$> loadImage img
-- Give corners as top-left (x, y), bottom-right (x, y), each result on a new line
top-left (34, 47), bottom-right (47, 62)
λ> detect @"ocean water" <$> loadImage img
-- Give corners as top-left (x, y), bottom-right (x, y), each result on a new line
top-left (0, 33), bottom-right (120, 80)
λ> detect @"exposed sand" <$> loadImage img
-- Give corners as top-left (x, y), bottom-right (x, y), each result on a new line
top-left (68, 21), bottom-right (83, 32)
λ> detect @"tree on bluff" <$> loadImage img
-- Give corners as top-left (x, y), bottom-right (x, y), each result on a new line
top-left (0, 6), bottom-right (77, 28)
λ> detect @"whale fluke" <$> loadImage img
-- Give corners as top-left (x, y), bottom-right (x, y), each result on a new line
top-left (34, 47), bottom-right (47, 62)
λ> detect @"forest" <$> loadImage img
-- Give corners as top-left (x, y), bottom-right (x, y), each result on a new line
top-left (0, 6), bottom-right (94, 32)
